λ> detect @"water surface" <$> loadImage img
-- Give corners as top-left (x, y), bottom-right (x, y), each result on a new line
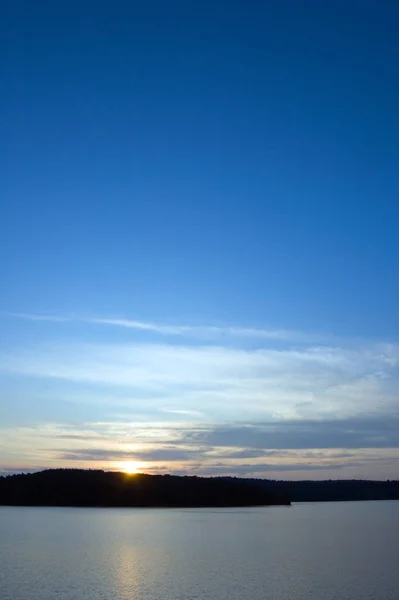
top-left (1, 501), bottom-right (398, 600)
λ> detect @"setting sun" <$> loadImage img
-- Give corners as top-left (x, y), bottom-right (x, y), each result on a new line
top-left (120, 461), bottom-right (141, 475)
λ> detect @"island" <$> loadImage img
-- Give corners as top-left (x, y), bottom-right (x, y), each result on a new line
top-left (0, 469), bottom-right (290, 508)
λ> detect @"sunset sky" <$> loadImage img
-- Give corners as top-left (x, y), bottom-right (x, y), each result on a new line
top-left (2, 1), bottom-right (399, 479)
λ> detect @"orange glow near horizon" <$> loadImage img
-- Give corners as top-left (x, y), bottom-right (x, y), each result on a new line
top-left (120, 461), bottom-right (142, 475)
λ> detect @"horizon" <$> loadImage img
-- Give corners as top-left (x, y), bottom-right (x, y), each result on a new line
top-left (2, 467), bottom-right (398, 483)
top-left (2, 2), bottom-right (399, 481)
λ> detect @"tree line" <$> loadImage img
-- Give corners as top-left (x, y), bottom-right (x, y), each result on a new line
top-left (0, 469), bottom-right (290, 508)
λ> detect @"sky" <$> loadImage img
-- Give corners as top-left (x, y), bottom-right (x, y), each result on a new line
top-left (1, 1), bottom-right (399, 480)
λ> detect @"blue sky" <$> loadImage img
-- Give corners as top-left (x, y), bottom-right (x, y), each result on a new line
top-left (1, 1), bottom-right (399, 479)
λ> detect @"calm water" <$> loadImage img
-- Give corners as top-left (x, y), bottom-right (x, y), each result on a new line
top-left (1, 501), bottom-right (398, 600)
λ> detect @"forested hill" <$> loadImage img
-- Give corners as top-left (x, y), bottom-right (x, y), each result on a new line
top-left (0, 470), bottom-right (289, 508)
top-left (2, 470), bottom-right (397, 507)
top-left (251, 478), bottom-right (399, 502)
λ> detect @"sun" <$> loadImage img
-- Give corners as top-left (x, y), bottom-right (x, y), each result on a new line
top-left (121, 461), bottom-right (141, 475)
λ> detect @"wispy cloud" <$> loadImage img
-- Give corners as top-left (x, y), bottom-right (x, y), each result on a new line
top-left (3, 419), bottom-right (399, 478)
top-left (88, 317), bottom-right (305, 342)
top-left (1, 340), bottom-right (398, 421)
top-left (182, 416), bottom-right (399, 450)
top-left (3, 312), bottom-right (310, 342)
top-left (5, 312), bottom-right (73, 323)
top-left (2, 311), bottom-right (399, 478)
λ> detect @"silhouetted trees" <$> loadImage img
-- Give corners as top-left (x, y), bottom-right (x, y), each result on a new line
top-left (2, 470), bottom-right (396, 507)
top-left (251, 478), bottom-right (399, 502)
top-left (0, 469), bottom-right (289, 507)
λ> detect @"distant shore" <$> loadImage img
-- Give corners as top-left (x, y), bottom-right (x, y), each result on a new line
top-left (2, 469), bottom-right (398, 507)
top-left (0, 469), bottom-right (290, 508)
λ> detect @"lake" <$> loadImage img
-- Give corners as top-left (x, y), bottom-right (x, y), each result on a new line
top-left (1, 501), bottom-right (398, 600)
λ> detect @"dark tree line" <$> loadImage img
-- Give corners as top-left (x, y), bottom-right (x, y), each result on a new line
top-left (2, 470), bottom-right (397, 507)
top-left (250, 478), bottom-right (399, 502)
top-left (0, 469), bottom-right (289, 508)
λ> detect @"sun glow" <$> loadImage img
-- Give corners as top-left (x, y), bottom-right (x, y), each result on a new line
top-left (120, 461), bottom-right (141, 475)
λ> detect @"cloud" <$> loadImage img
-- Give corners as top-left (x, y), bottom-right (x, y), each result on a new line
top-left (2, 312), bottom-right (399, 478)
top-left (3, 312), bottom-right (310, 342)
top-left (58, 446), bottom-right (210, 463)
top-left (1, 339), bottom-right (398, 424)
top-left (182, 415), bottom-right (399, 450)
top-left (184, 462), bottom-right (357, 477)
top-left (5, 313), bottom-right (72, 323)
top-left (49, 417), bottom-right (399, 454)
top-left (54, 444), bottom-right (389, 477)
top-left (3, 418), bottom-right (399, 478)
top-left (88, 317), bottom-right (306, 342)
